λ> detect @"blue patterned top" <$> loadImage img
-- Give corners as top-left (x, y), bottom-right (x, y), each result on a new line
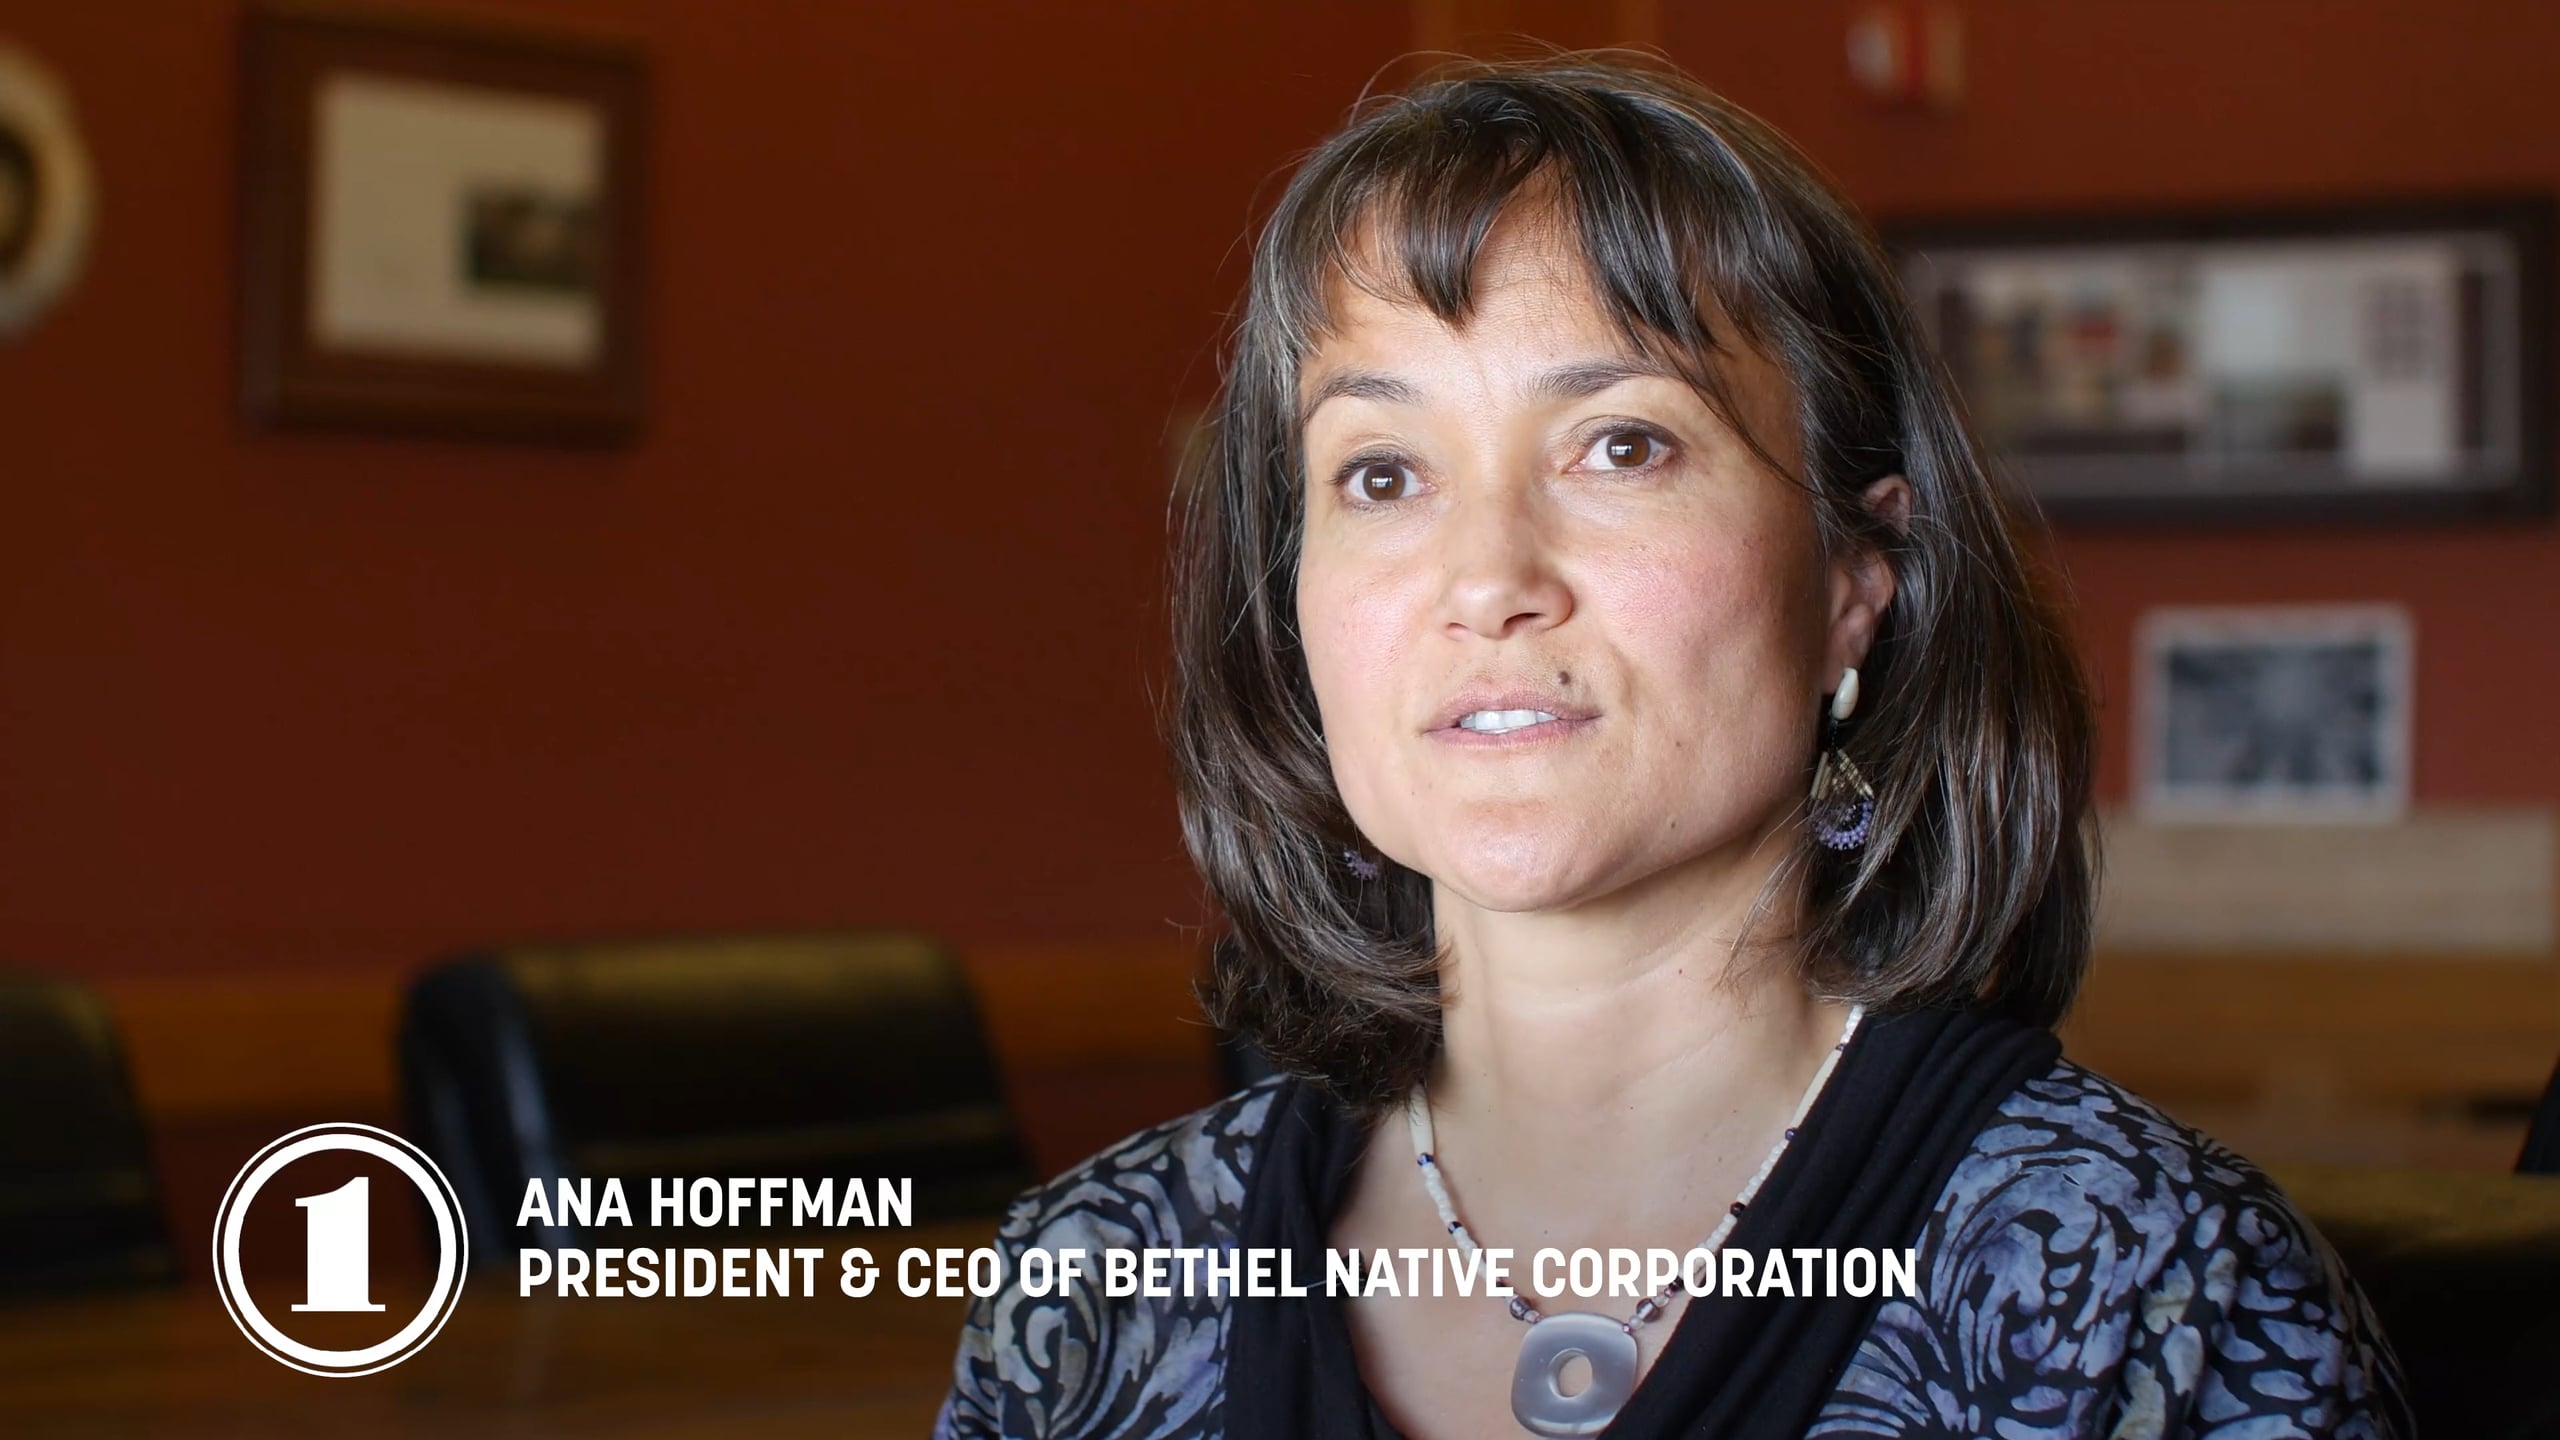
top-left (934, 1060), bottom-right (2411, 1438)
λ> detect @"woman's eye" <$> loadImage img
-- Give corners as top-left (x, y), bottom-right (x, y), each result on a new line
top-left (1345, 459), bottom-right (1418, 503)
top-left (1583, 429), bottom-right (1666, 470)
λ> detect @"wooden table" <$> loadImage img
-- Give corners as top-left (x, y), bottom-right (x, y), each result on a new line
top-left (0, 1224), bottom-right (992, 1437)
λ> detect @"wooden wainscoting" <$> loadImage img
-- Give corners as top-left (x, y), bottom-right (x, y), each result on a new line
top-left (100, 946), bottom-right (2560, 1155)
top-left (90, 941), bottom-right (2560, 1275)
top-left (2061, 950), bottom-right (2560, 1172)
top-left (96, 940), bottom-right (1215, 1125)
top-left (95, 940), bottom-right (1219, 1279)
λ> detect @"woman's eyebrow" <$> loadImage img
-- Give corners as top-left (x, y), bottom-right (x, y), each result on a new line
top-left (1527, 357), bottom-right (1682, 401)
top-left (1298, 357), bottom-right (1676, 431)
top-left (1297, 368), bottom-right (1420, 430)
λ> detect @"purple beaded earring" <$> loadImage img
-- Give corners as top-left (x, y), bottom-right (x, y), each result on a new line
top-left (1341, 847), bottom-right (1383, 881)
top-left (1810, 666), bottom-right (1875, 851)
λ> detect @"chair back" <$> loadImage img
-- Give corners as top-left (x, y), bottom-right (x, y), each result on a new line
top-left (0, 974), bottom-right (176, 1293)
top-left (2517, 1054), bottom-right (2560, 1174)
top-left (399, 933), bottom-right (1030, 1265)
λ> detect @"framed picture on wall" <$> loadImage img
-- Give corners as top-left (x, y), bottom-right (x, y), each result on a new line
top-left (2133, 604), bottom-right (2413, 825)
top-left (238, 4), bottom-right (649, 443)
top-left (1885, 198), bottom-right (2552, 525)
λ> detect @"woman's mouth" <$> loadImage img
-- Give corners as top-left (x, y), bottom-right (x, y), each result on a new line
top-left (1456, 708), bottom-right (1558, 734)
top-left (1438, 710), bottom-right (1598, 747)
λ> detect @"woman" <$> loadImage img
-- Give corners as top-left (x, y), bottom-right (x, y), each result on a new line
top-left (937, 53), bottom-right (2409, 1439)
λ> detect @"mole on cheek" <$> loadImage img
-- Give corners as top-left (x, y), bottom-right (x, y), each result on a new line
top-left (1555, 670), bottom-right (1570, 686)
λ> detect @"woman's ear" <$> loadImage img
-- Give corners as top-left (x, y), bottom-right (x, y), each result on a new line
top-left (1860, 473), bottom-right (1912, 535)
top-left (1825, 475), bottom-right (1909, 677)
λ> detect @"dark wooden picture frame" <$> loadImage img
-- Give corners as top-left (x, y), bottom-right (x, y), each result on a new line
top-left (238, 3), bottom-right (648, 444)
top-left (1883, 197), bottom-right (2553, 526)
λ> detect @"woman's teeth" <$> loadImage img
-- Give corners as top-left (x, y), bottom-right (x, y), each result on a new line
top-left (1457, 709), bottom-right (1559, 734)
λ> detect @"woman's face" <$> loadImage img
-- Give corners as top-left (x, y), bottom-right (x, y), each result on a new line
top-left (1293, 210), bottom-right (1893, 914)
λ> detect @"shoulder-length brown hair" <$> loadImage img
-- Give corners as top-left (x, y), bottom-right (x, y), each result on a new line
top-left (1168, 53), bottom-right (2095, 1115)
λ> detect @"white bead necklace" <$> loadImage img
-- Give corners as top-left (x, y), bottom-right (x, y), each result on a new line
top-left (1400, 1004), bottom-right (1865, 1437)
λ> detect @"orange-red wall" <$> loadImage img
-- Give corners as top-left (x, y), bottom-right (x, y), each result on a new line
top-left (1, 2), bottom-right (2552, 987)
top-left (0, 1), bottom-right (1401, 979)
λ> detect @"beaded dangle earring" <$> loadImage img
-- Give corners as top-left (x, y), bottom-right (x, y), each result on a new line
top-left (1809, 666), bottom-right (1875, 851)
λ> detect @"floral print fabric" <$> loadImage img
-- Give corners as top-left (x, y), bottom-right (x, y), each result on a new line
top-left (934, 1062), bottom-right (2410, 1438)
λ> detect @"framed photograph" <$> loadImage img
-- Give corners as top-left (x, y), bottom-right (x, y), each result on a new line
top-left (2134, 604), bottom-right (2413, 825)
top-left (1887, 198), bottom-right (2551, 525)
top-left (238, 4), bottom-right (648, 443)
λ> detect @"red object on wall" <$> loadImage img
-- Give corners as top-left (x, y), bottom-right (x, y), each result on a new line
top-left (1846, 1), bottom-right (1963, 110)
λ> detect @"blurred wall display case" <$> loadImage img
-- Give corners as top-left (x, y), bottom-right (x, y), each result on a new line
top-left (1888, 198), bottom-right (2551, 524)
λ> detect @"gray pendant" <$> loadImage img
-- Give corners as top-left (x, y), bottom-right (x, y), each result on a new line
top-left (1510, 1310), bottom-right (1640, 1436)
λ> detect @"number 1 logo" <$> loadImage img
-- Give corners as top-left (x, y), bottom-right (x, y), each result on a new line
top-left (291, 1177), bottom-right (389, 1313)
top-left (212, 1123), bottom-right (469, 1376)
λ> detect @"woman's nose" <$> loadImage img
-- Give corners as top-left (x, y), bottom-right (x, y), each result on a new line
top-left (1435, 482), bottom-right (1572, 641)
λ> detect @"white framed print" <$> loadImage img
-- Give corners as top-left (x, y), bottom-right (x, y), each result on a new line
top-left (2134, 604), bottom-right (2413, 824)
top-left (238, 3), bottom-right (647, 443)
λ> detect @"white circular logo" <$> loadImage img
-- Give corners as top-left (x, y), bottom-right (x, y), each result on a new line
top-left (211, 1122), bottom-right (469, 1377)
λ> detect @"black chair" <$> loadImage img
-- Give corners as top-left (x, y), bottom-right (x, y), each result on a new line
top-left (2516, 1053), bottom-right (2560, 1174)
top-left (399, 933), bottom-right (1032, 1268)
top-left (0, 975), bottom-right (176, 1294)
